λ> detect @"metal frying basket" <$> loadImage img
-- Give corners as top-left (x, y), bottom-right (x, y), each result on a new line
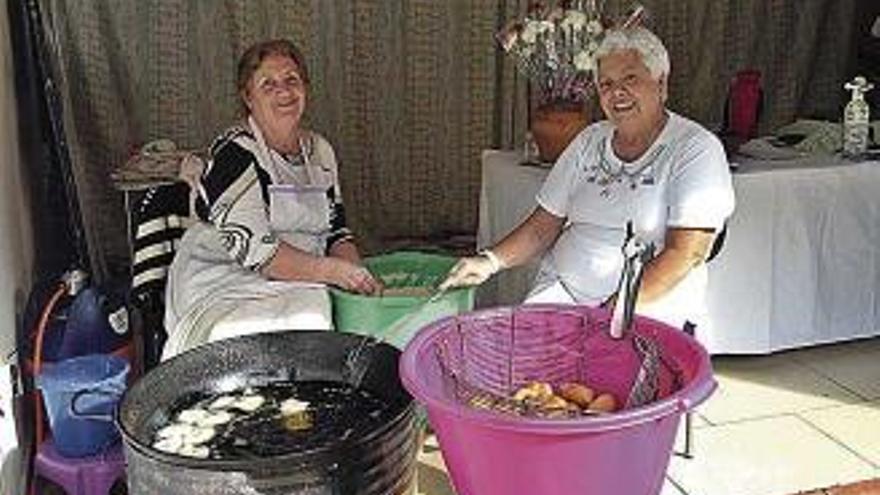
top-left (431, 305), bottom-right (685, 418)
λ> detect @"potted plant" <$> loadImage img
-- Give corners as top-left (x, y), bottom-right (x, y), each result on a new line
top-left (496, 0), bottom-right (606, 163)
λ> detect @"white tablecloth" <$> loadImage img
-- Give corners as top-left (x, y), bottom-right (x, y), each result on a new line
top-left (477, 149), bottom-right (880, 354)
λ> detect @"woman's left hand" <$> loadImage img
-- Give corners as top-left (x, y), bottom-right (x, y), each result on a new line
top-left (349, 266), bottom-right (383, 295)
top-left (329, 259), bottom-right (383, 295)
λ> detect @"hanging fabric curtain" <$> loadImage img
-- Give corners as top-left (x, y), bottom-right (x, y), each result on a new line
top-left (8, 0), bottom-right (89, 280)
top-left (36, 0), bottom-right (857, 279)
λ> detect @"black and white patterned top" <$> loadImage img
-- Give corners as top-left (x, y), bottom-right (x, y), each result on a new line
top-left (194, 120), bottom-right (352, 270)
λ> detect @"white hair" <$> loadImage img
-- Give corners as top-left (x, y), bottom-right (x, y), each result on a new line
top-left (595, 26), bottom-right (670, 79)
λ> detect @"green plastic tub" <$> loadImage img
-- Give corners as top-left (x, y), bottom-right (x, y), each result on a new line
top-left (330, 251), bottom-right (475, 349)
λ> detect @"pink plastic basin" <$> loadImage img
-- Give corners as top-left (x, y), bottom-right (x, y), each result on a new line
top-left (400, 304), bottom-right (715, 495)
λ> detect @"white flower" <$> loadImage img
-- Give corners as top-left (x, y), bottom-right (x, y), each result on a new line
top-left (537, 20), bottom-right (555, 34)
top-left (561, 11), bottom-right (588, 30)
top-left (520, 20), bottom-right (541, 44)
top-left (574, 50), bottom-right (596, 73)
top-left (521, 19), bottom-right (553, 44)
top-left (586, 20), bottom-right (603, 36)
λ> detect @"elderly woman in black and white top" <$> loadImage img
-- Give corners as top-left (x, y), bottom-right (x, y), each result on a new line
top-left (163, 39), bottom-right (381, 359)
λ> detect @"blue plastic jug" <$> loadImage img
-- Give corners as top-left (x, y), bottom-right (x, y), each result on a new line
top-left (36, 354), bottom-right (129, 457)
top-left (58, 286), bottom-right (129, 358)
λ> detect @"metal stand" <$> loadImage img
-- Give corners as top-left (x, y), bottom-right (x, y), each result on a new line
top-left (675, 321), bottom-right (697, 459)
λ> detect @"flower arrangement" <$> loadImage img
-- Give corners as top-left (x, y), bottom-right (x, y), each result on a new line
top-left (497, 2), bottom-right (647, 108)
top-left (496, 0), bottom-right (606, 107)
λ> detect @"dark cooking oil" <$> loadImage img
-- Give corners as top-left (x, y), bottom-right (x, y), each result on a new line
top-left (155, 380), bottom-right (393, 459)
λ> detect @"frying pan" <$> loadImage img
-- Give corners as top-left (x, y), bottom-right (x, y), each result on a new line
top-left (117, 331), bottom-right (418, 495)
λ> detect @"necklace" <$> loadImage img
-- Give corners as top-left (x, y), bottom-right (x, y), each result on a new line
top-left (586, 137), bottom-right (664, 197)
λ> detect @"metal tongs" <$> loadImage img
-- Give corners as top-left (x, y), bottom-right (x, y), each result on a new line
top-left (609, 221), bottom-right (655, 339)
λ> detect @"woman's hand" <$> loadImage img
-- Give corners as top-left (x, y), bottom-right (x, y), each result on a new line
top-left (326, 258), bottom-right (383, 295)
top-left (263, 243), bottom-right (382, 294)
top-left (439, 254), bottom-right (500, 291)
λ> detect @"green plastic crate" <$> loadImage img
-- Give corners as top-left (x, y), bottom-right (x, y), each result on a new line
top-left (330, 251), bottom-right (475, 349)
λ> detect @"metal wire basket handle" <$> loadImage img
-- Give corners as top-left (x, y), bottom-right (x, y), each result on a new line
top-left (610, 221), bottom-right (655, 339)
top-left (608, 221), bottom-right (665, 409)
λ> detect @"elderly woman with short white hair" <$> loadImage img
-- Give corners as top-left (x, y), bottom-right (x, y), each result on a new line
top-left (443, 26), bottom-right (735, 330)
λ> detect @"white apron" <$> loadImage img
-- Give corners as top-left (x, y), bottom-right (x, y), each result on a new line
top-left (162, 122), bottom-right (335, 360)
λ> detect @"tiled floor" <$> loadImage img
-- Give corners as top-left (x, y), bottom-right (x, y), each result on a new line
top-left (415, 337), bottom-right (880, 495)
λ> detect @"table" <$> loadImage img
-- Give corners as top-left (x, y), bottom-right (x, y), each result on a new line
top-left (477, 149), bottom-right (880, 354)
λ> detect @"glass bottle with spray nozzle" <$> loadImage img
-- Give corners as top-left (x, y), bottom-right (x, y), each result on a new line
top-left (842, 76), bottom-right (874, 159)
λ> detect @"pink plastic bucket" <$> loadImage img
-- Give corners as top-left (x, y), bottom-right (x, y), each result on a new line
top-left (399, 304), bottom-right (715, 495)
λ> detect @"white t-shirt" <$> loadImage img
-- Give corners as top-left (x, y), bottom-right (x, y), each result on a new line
top-left (529, 111), bottom-right (735, 328)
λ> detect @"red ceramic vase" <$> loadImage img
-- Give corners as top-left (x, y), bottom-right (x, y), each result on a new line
top-left (531, 102), bottom-right (591, 163)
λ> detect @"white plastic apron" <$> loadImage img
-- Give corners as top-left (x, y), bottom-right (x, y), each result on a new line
top-left (268, 183), bottom-right (331, 256)
top-left (254, 120), bottom-right (334, 256)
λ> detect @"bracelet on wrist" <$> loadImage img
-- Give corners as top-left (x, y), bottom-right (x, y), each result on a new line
top-left (479, 249), bottom-right (504, 273)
